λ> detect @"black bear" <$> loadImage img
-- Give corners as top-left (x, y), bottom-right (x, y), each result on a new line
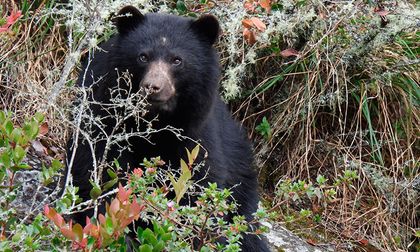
top-left (67, 5), bottom-right (269, 251)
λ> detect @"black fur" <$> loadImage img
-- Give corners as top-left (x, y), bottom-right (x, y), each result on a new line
top-left (67, 7), bottom-right (269, 252)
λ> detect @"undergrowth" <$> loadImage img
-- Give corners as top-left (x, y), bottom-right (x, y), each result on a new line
top-left (0, 0), bottom-right (418, 251)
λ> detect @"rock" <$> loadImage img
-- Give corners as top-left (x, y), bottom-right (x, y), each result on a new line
top-left (266, 223), bottom-right (333, 252)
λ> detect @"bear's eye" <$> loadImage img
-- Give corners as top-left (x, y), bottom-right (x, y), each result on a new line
top-left (172, 57), bottom-right (182, 66)
top-left (139, 54), bottom-right (148, 63)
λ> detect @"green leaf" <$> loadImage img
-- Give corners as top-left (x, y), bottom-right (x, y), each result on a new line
top-left (169, 174), bottom-right (187, 204)
top-left (190, 145), bottom-right (200, 162)
top-left (29, 121), bottom-right (40, 139)
top-left (51, 159), bottom-right (63, 171)
top-left (34, 112), bottom-right (44, 123)
top-left (11, 128), bottom-right (22, 144)
top-left (180, 159), bottom-right (189, 174)
top-left (161, 233), bottom-right (172, 242)
top-left (105, 217), bottom-right (113, 235)
top-left (5, 120), bottom-right (14, 136)
top-left (0, 110), bottom-right (6, 124)
top-left (137, 227), bottom-right (144, 241)
top-left (103, 178), bottom-right (118, 191)
top-left (176, 1), bottom-right (187, 13)
top-left (255, 116), bottom-right (272, 140)
top-left (89, 182), bottom-right (102, 200)
top-left (72, 223), bottom-right (84, 242)
top-left (186, 145), bottom-right (200, 165)
top-left (107, 168), bottom-right (117, 179)
top-left (142, 228), bottom-right (157, 245)
top-left (139, 244), bottom-right (153, 252)
top-left (1, 151), bottom-right (11, 168)
top-left (316, 175), bottom-right (327, 185)
top-left (113, 159), bottom-right (121, 170)
top-left (12, 232), bottom-right (21, 242)
top-left (13, 145), bottom-right (26, 164)
top-left (153, 240), bottom-right (165, 252)
top-left (16, 163), bottom-right (31, 169)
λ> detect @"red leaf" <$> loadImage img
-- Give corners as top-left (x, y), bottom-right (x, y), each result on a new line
top-left (359, 239), bottom-right (369, 246)
top-left (280, 48), bottom-right (300, 58)
top-left (306, 238), bottom-right (317, 246)
top-left (374, 8), bottom-right (389, 17)
top-left (244, 2), bottom-right (256, 12)
top-left (259, 0), bottom-right (271, 12)
top-left (129, 198), bottom-right (144, 218)
top-left (72, 238), bottom-right (88, 250)
top-left (0, 10), bottom-right (22, 33)
top-left (60, 221), bottom-right (75, 241)
top-left (243, 28), bottom-right (256, 45)
top-left (39, 122), bottom-right (49, 136)
top-left (44, 205), bottom-right (51, 216)
top-left (6, 10), bottom-right (22, 25)
top-left (117, 183), bottom-right (131, 202)
top-left (251, 17), bottom-right (266, 32)
top-left (109, 198), bottom-right (120, 214)
top-left (133, 168), bottom-right (143, 177)
top-left (98, 214), bottom-right (106, 225)
top-left (44, 205), bottom-right (65, 227)
top-left (242, 19), bottom-right (254, 29)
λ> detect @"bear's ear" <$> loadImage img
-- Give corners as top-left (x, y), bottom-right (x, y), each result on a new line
top-left (113, 6), bottom-right (144, 35)
top-left (190, 15), bottom-right (220, 45)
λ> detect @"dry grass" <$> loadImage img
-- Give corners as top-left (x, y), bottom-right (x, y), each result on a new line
top-left (234, 3), bottom-right (419, 250)
top-left (1, 0), bottom-right (72, 150)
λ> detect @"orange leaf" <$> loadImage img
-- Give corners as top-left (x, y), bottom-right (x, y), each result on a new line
top-left (44, 205), bottom-right (65, 227)
top-left (44, 205), bottom-right (53, 218)
top-left (243, 28), bottom-right (256, 45)
top-left (259, 0), bottom-right (271, 12)
top-left (53, 213), bottom-right (65, 227)
top-left (374, 7), bottom-right (389, 17)
top-left (375, 10), bottom-right (389, 17)
top-left (0, 10), bottom-right (22, 33)
top-left (129, 198), bottom-right (144, 218)
top-left (117, 183), bottom-right (131, 202)
top-left (39, 122), bottom-right (49, 136)
top-left (242, 19), bottom-right (254, 29)
top-left (306, 238), bottom-right (317, 246)
top-left (98, 214), bottom-right (106, 225)
top-left (251, 17), bottom-right (266, 32)
top-left (6, 10), bottom-right (22, 25)
top-left (60, 222), bottom-right (76, 241)
top-left (244, 2), bottom-right (256, 12)
top-left (72, 238), bottom-right (88, 250)
top-left (280, 48), bottom-right (299, 58)
top-left (133, 168), bottom-right (143, 177)
top-left (359, 239), bottom-right (369, 246)
top-left (109, 198), bottom-right (120, 214)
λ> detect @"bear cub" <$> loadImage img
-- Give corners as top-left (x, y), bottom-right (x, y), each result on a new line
top-left (67, 5), bottom-right (269, 251)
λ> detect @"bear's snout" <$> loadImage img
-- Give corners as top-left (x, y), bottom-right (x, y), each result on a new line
top-left (141, 61), bottom-right (175, 103)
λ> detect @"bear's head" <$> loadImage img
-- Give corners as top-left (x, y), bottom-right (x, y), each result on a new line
top-left (109, 6), bottom-right (221, 127)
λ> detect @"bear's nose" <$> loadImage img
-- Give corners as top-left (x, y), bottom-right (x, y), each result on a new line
top-left (144, 82), bottom-right (163, 94)
top-left (141, 61), bottom-right (175, 102)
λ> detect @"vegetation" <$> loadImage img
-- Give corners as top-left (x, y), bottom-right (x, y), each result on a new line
top-left (0, 0), bottom-right (418, 251)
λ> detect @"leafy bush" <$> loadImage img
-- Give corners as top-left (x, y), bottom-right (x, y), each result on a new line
top-left (0, 111), bottom-right (62, 251)
top-left (45, 150), bottom-right (268, 251)
top-left (0, 111), bottom-right (268, 251)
